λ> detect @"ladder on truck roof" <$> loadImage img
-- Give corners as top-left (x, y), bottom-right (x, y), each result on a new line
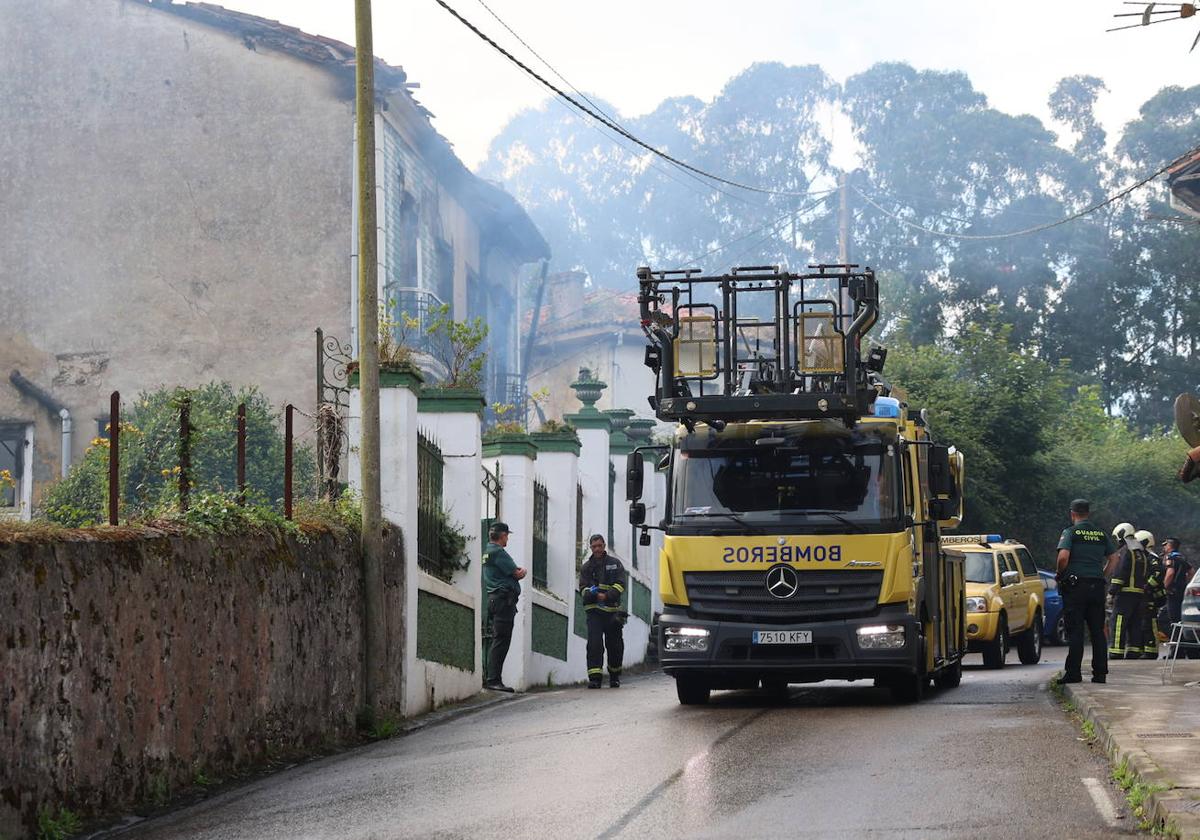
top-left (636, 264), bottom-right (885, 426)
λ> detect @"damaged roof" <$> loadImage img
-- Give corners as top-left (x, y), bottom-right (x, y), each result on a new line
top-left (139, 0), bottom-right (549, 260)
top-left (142, 0), bottom-right (411, 91)
top-left (1167, 147), bottom-right (1200, 219)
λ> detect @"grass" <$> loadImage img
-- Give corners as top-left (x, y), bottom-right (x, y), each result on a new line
top-left (1112, 757), bottom-right (1172, 832)
top-left (368, 716), bottom-right (400, 740)
top-left (36, 807), bottom-right (81, 840)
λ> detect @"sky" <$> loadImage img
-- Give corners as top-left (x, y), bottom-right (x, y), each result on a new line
top-left (212, 0), bottom-right (1198, 170)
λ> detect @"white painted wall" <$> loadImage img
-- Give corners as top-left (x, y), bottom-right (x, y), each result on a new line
top-left (535, 449), bottom-right (579, 599)
top-left (576, 427), bottom-right (611, 548)
top-left (494, 450), bottom-right (536, 692)
top-left (349, 383), bottom-right (422, 714)
top-left (409, 408), bottom-right (485, 713)
top-left (413, 572), bottom-right (480, 712)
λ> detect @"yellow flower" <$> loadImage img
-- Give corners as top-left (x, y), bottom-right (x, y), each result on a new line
top-left (161, 469), bottom-right (171, 477)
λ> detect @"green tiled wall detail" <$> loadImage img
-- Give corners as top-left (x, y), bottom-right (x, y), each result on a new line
top-left (532, 604), bottom-right (569, 660)
top-left (573, 592), bottom-right (587, 638)
top-left (632, 579), bottom-right (652, 624)
top-left (416, 589), bottom-right (475, 671)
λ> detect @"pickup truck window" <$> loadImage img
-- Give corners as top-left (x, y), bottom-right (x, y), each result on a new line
top-left (1016, 547), bottom-right (1038, 576)
top-left (964, 552), bottom-right (995, 583)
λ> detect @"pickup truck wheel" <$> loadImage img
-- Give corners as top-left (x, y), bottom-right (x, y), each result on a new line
top-left (982, 616), bottom-right (1008, 669)
top-left (1018, 611), bottom-right (1043, 664)
top-left (934, 657), bottom-right (963, 689)
top-left (1053, 614), bottom-right (1068, 646)
top-left (676, 676), bottom-right (711, 706)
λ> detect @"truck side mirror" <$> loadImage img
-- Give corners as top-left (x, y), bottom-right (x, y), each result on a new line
top-left (928, 444), bottom-right (952, 498)
top-left (629, 502), bottom-right (646, 525)
top-left (928, 498), bottom-right (953, 521)
top-left (626, 451), bottom-right (644, 501)
top-left (639, 528), bottom-right (651, 546)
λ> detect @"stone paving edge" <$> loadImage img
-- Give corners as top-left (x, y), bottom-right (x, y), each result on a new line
top-left (1062, 680), bottom-right (1200, 840)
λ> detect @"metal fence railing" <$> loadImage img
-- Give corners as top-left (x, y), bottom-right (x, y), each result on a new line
top-left (417, 431), bottom-right (445, 578)
top-left (575, 483), bottom-right (584, 570)
top-left (532, 480), bottom-right (549, 589)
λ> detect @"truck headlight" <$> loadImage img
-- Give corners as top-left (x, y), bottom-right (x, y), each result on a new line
top-left (856, 624), bottom-right (906, 650)
top-left (663, 626), bottom-right (710, 652)
top-left (965, 596), bottom-right (988, 613)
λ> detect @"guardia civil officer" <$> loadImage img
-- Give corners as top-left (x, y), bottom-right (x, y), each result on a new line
top-left (482, 522), bottom-right (526, 692)
top-left (1057, 499), bottom-right (1120, 684)
top-left (1107, 525), bottom-right (1150, 660)
top-left (578, 534), bottom-right (628, 688)
top-left (1162, 538), bottom-right (1197, 659)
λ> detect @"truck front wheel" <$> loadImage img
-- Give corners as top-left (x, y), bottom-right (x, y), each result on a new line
top-left (676, 675), bottom-right (711, 706)
top-left (934, 657), bottom-right (963, 689)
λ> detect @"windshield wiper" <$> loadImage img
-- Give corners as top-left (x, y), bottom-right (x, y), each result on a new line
top-left (801, 510), bottom-right (869, 533)
top-left (675, 512), bottom-right (762, 534)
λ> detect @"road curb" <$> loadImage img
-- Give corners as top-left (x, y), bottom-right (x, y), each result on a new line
top-left (399, 690), bottom-right (524, 736)
top-left (1063, 681), bottom-right (1200, 840)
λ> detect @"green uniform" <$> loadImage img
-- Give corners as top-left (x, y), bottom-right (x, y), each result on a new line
top-left (483, 543), bottom-right (521, 596)
top-left (1057, 520), bottom-right (1116, 579)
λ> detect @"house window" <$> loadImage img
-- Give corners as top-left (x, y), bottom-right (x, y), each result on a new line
top-left (0, 424), bottom-right (31, 518)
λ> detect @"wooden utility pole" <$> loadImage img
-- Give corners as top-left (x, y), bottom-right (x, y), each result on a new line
top-left (838, 172), bottom-right (852, 322)
top-left (355, 0), bottom-right (387, 711)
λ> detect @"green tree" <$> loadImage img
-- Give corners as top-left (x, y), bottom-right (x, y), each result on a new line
top-left (41, 383), bottom-right (313, 526)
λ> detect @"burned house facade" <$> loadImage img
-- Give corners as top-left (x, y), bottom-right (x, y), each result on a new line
top-left (0, 0), bottom-right (548, 517)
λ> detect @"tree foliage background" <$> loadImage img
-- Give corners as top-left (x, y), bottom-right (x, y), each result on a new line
top-left (482, 64), bottom-right (1200, 559)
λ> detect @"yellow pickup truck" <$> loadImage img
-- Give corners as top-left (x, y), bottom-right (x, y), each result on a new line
top-left (941, 535), bottom-right (1044, 668)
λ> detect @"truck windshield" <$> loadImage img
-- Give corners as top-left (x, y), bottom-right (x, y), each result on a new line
top-left (672, 427), bottom-right (900, 532)
top-left (963, 552), bottom-right (995, 583)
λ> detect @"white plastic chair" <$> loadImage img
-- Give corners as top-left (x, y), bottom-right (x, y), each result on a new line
top-left (1161, 621), bottom-right (1200, 684)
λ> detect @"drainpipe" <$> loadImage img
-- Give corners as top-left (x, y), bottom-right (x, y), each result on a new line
top-left (59, 408), bottom-right (72, 477)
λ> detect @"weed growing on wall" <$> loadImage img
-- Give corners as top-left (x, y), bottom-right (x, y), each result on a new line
top-left (426, 303), bottom-right (488, 389)
top-left (36, 806), bottom-right (80, 840)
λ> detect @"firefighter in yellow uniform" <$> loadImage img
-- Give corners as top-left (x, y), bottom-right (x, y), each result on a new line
top-left (1137, 531), bottom-right (1164, 659)
top-left (578, 534), bottom-right (628, 689)
top-left (1108, 525), bottom-right (1151, 660)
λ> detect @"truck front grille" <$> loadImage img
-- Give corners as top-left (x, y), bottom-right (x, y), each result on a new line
top-left (683, 569), bottom-right (884, 624)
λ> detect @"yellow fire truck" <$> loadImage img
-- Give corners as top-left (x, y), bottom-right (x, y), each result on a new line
top-left (625, 264), bottom-right (966, 704)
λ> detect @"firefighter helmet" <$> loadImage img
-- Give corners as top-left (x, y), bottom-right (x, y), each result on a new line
top-left (1135, 529), bottom-right (1155, 549)
top-left (1113, 522), bottom-right (1135, 541)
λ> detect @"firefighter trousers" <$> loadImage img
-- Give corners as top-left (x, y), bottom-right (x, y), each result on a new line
top-left (1108, 591), bottom-right (1145, 658)
top-left (586, 610), bottom-right (624, 681)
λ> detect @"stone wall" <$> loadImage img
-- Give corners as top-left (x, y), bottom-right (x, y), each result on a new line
top-left (0, 526), bottom-right (398, 837)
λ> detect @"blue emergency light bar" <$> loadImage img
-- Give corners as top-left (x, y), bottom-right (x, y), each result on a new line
top-left (872, 396), bottom-right (900, 418)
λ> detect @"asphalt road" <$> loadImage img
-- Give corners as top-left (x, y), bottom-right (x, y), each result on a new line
top-left (109, 647), bottom-right (1138, 840)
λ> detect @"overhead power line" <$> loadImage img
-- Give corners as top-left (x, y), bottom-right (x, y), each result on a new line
top-left (470, 0), bottom-right (762, 207)
top-left (433, 0), bottom-right (824, 199)
top-left (679, 192), bottom-right (834, 268)
top-left (853, 144), bottom-right (1200, 241)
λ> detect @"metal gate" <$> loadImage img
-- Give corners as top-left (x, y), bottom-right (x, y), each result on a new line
top-left (532, 480), bottom-right (548, 589)
top-left (315, 328), bottom-right (354, 500)
top-left (417, 431), bottom-right (445, 578)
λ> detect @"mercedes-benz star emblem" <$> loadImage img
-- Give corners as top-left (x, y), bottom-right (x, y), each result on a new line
top-left (765, 564), bottom-right (799, 599)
